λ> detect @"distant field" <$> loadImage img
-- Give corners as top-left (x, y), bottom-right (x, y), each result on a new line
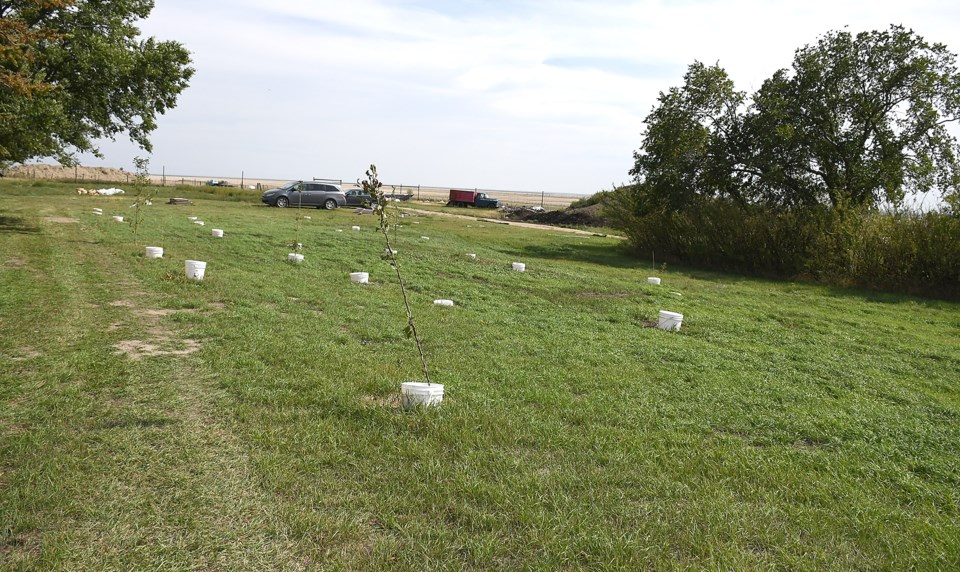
top-left (1, 180), bottom-right (958, 570)
top-left (5, 164), bottom-right (586, 209)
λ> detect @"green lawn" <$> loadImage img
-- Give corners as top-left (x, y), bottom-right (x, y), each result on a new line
top-left (1, 181), bottom-right (958, 570)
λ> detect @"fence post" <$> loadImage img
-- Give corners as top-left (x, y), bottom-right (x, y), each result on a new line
top-left (241, 170), bottom-right (244, 189)
top-left (417, 185), bottom-right (420, 200)
top-left (541, 190), bottom-right (544, 208)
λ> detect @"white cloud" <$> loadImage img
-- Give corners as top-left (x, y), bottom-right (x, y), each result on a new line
top-left (76, 0), bottom-right (960, 195)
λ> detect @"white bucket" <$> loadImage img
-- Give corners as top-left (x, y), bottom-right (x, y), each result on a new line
top-left (352, 225), bottom-right (361, 231)
top-left (188, 216), bottom-right (197, 221)
top-left (434, 299), bottom-right (454, 306)
top-left (93, 211), bottom-right (103, 215)
top-left (350, 272), bottom-right (369, 284)
top-left (211, 229), bottom-right (224, 238)
top-left (193, 220), bottom-right (205, 226)
top-left (657, 310), bottom-right (683, 331)
top-left (512, 262), bottom-right (526, 272)
top-left (466, 253), bottom-right (476, 259)
top-left (304, 216), bottom-right (311, 219)
top-left (421, 236), bottom-right (430, 240)
top-left (288, 253), bottom-right (304, 263)
top-left (648, 277), bottom-right (661, 285)
top-left (93, 208), bottom-right (102, 213)
top-left (401, 382), bottom-right (444, 409)
top-left (185, 260), bottom-right (207, 281)
top-left (145, 246), bottom-right (163, 259)
top-left (385, 248), bottom-right (397, 255)
top-left (112, 216), bottom-right (124, 222)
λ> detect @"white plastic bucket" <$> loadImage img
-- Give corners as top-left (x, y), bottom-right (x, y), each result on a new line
top-left (188, 216), bottom-right (197, 221)
top-left (385, 248), bottom-right (397, 255)
top-left (648, 277), bottom-right (661, 285)
top-left (401, 382), bottom-right (444, 409)
top-left (350, 272), bottom-right (369, 284)
top-left (193, 220), bottom-right (205, 226)
top-left (466, 253), bottom-right (477, 259)
top-left (512, 262), bottom-right (526, 272)
top-left (112, 216), bottom-right (124, 222)
top-left (421, 236), bottom-right (430, 240)
top-left (352, 225), bottom-right (361, 231)
top-left (92, 208), bottom-right (102, 213)
top-left (304, 216), bottom-right (311, 219)
top-left (434, 299), bottom-right (454, 306)
top-left (185, 260), bottom-right (207, 281)
top-left (211, 229), bottom-right (224, 238)
top-left (145, 246), bottom-right (163, 259)
top-left (336, 229), bottom-right (343, 232)
top-left (288, 253), bottom-right (304, 263)
top-left (657, 310), bottom-right (683, 331)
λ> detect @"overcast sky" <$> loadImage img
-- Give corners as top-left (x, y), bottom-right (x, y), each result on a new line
top-left (73, 0), bottom-right (960, 195)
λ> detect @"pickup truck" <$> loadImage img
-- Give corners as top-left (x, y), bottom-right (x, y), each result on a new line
top-left (447, 189), bottom-right (501, 208)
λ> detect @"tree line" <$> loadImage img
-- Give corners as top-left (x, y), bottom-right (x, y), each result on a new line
top-left (608, 25), bottom-right (960, 297)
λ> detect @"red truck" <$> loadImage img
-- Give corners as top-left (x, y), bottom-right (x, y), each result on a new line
top-left (447, 189), bottom-right (501, 208)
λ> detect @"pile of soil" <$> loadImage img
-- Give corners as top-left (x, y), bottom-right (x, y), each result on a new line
top-left (6, 164), bottom-right (129, 181)
top-left (505, 203), bottom-right (607, 227)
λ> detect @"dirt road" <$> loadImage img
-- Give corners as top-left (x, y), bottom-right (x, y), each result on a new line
top-left (399, 207), bottom-right (625, 239)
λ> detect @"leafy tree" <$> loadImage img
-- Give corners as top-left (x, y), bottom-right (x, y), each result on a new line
top-left (629, 26), bottom-right (960, 213)
top-left (0, 0), bottom-right (194, 165)
top-left (746, 26), bottom-right (960, 209)
top-left (629, 61), bottom-right (746, 212)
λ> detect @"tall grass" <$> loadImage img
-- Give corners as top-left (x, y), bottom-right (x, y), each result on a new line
top-left (609, 197), bottom-right (960, 298)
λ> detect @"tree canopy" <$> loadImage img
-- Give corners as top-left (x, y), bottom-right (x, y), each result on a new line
top-left (0, 0), bottom-right (194, 165)
top-left (630, 26), bottom-right (960, 212)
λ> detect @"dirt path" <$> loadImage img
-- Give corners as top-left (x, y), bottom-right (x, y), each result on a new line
top-left (398, 207), bottom-right (625, 239)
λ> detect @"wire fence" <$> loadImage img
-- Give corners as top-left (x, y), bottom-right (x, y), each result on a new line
top-left (10, 166), bottom-right (589, 209)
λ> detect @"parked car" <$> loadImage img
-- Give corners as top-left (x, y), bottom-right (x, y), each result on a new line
top-left (262, 181), bottom-right (346, 209)
top-left (344, 188), bottom-right (377, 206)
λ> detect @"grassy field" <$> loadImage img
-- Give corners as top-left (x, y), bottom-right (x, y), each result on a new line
top-left (1, 180), bottom-right (958, 570)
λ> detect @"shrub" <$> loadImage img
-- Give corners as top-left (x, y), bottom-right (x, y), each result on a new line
top-left (609, 196), bottom-right (960, 298)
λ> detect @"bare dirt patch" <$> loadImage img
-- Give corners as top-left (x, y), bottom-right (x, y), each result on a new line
top-left (43, 216), bottom-right (79, 224)
top-left (113, 338), bottom-right (201, 361)
top-left (0, 529), bottom-right (43, 562)
top-left (10, 347), bottom-right (42, 361)
top-left (3, 258), bottom-right (26, 269)
top-left (135, 308), bottom-right (196, 318)
top-left (109, 300), bottom-right (135, 308)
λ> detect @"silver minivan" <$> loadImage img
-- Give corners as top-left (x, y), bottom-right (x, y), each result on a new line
top-left (261, 181), bottom-right (347, 210)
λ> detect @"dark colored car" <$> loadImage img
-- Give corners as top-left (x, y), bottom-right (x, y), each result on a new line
top-left (344, 188), bottom-right (377, 206)
top-left (262, 181), bottom-right (347, 210)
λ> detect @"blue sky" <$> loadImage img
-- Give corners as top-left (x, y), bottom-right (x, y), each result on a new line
top-left (74, 0), bottom-right (960, 195)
